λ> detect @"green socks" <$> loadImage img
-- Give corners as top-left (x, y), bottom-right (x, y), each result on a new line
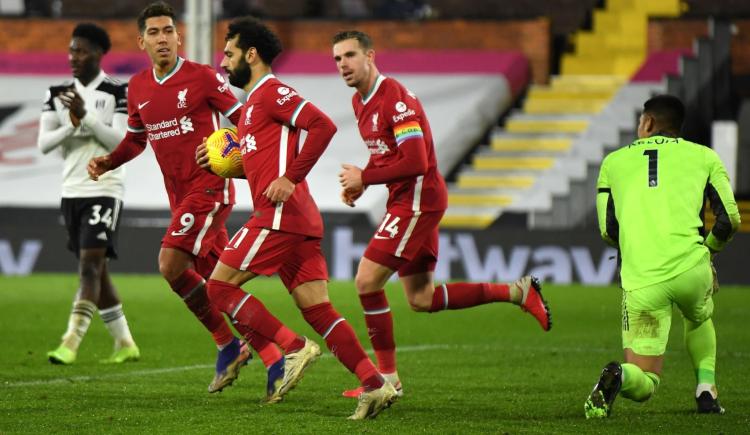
top-left (619, 318), bottom-right (717, 404)
top-left (684, 318), bottom-right (717, 386)
top-left (621, 363), bottom-right (660, 402)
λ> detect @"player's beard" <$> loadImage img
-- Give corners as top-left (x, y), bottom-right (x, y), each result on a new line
top-left (228, 57), bottom-right (251, 89)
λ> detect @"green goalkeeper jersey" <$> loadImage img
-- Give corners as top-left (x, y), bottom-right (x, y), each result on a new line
top-left (596, 135), bottom-right (740, 290)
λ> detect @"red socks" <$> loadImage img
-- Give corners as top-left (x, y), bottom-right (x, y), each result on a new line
top-left (206, 279), bottom-right (304, 353)
top-left (232, 323), bottom-right (283, 368)
top-left (359, 290), bottom-right (397, 374)
top-left (168, 269), bottom-right (234, 346)
top-left (302, 302), bottom-right (383, 390)
top-left (429, 282), bottom-right (510, 312)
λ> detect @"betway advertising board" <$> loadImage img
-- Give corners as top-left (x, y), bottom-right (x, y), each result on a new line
top-left (2, 208), bottom-right (747, 285)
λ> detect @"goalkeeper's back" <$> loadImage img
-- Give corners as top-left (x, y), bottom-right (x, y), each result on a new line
top-left (596, 96), bottom-right (740, 291)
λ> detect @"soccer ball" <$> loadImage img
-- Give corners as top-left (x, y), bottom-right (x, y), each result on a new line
top-left (205, 127), bottom-right (243, 178)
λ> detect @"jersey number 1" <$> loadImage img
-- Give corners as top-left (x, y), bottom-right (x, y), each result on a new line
top-left (643, 150), bottom-right (658, 187)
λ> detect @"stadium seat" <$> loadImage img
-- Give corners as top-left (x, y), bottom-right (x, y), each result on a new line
top-left (440, 0), bottom-right (685, 230)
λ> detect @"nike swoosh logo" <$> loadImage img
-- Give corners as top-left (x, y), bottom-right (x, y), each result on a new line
top-left (138, 101), bottom-right (151, 110)
top-left (170, 231), bottom-right (187, 236)
top-left (373, 234), bottom-right (391, 240)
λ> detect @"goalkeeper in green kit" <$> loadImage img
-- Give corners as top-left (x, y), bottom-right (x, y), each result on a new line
top-left (585, 95), bottom-right (740, 418)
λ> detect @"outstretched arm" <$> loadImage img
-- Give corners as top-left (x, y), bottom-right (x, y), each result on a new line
top-left (88, 130), bottom-right (147, 180)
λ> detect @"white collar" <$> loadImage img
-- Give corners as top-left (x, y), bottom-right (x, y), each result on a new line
top-left (362, 75), bottom-right (386, 105)
top-left (245, 73), bottom-right (276, 102)
top-left (75, 70), bottom-right (106, 90)
top-left (152, 57), bottom-right (184, 85)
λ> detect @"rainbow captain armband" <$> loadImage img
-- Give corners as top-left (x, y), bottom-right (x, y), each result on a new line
top-left (393, 121), bottom-right (423, 146)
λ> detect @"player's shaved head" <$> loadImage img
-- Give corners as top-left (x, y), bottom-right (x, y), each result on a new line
top-left (226, 17), bottom-right (282, 65)
top-left (642, 95), bottom-right (685, 135)
top-left (332, 30), bottom-right (373, 51)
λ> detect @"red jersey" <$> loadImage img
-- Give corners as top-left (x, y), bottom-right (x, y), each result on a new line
top-left (110, 57), bottom-right (242, 209)
top-left (238, 74), bottom-right (336, 238)
top-left (353, 75), bottom-right (448, 213)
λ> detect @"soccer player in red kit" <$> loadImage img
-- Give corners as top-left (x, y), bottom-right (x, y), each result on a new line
top-left (195, 17), bottom-right (398, 419)
top-left (334, 30), bottom-right (553, 398)
top-left (87, 2), bottom-right (260, 393)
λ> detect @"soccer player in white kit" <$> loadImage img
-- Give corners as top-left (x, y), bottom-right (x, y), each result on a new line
top-left (39, 23), bottom-right (139, 365)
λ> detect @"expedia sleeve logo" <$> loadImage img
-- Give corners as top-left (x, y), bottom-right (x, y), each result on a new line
top-left (276, 86), bottom-right (299, 105)
top-left (392, 101), bottom-right (416, 123)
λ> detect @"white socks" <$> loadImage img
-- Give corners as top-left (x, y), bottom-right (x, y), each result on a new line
top-left (696, 383), bottom-right (717, 399)
top-left (61, 299), bottom-right (97, 351)
top-left (100, 304), bottom-right (136, 349)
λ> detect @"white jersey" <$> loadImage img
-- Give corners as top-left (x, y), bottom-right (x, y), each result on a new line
top-left (38, 71), bottom-right (127, 199)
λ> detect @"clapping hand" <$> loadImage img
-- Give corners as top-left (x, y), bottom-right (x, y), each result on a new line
top-left (59, 88), bottom-right (86, 127)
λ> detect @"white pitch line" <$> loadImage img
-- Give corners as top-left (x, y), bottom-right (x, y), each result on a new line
top-left (2, 344), bottom-right (457, 388)
top-left (4, 343), bottom-right (746, 388)
top-left (3, 364), bottom-right (213, 387)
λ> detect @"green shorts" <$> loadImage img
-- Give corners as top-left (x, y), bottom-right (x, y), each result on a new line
top-left (621, 253), bottom-right (714, 356)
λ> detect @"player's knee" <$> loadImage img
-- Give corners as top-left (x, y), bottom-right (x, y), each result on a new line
top-left (407, 292), bottom-right (432, 312)
top-left (79, 257), bottom-right (103, 282)
top-left (159, 260), bottom-right (184, 282)
top-left (354, 273), bottom-right (379, 294)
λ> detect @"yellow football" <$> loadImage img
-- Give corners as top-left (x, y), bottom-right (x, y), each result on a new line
top-left (205, 127), bottom-right (244, 178)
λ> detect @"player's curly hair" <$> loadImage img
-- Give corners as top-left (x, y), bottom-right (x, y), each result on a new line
top-left (226, 17), bottom-right (282, 65)
top-left (138, 1), bottom-right (176, 34)
top-left (72, 23), bottom-right (111, 54)
top-left (332, 30), bottom-right (373, 51)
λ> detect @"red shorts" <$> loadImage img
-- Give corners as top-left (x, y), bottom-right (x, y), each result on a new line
top-left (220, 226), bottom-right (328, 291)
top-left (162, 197), bottom-right (232, 266)
top-left (364, 208), bottom-right (443, 277)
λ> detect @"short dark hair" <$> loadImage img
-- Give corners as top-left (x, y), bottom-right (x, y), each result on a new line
top-left (72, 23), bottom-right (111, 54)
top-left (226, 17), bottom-right (282, 65)
top-left (332, 30), bottom-right (373, 50)
top-left (643, 94), bottom-right (685, 134)
top-left (138, 1), bottom-right (176, 34)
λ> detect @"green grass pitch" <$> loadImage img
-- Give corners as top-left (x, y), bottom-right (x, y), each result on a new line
top-left (1, 274), bottom-right (748, 434)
